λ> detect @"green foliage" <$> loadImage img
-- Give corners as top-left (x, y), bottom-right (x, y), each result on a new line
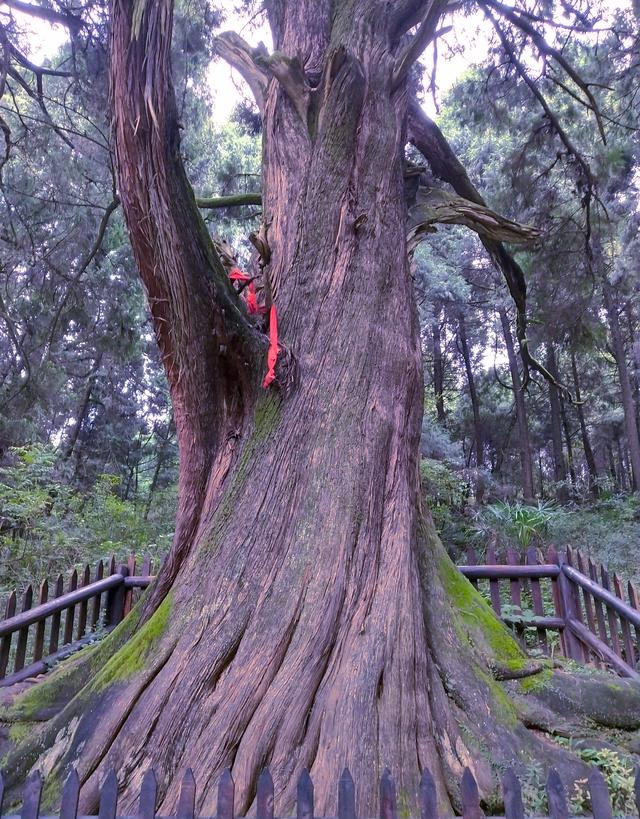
top-left (552, 739), bottom-right (637, 815)
top-left (548, 496), bottom-right (640, 585)
top-left (476, 501), bottom-right (563, 550)
top-left (519, 763), bottom-right (548, 815)
top-left (0, 445), bottom-right (174, 595)
top-left (421, 458), bottom-right (468, 528)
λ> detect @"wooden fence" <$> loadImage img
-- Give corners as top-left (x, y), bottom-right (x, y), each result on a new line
top-left (459, 545), bottom-right (640, 680)
top-left (1, 546), bottom-right (640, 688)
top-left (2, 761), bottom-right (640, 819)
top-left (0, 555), bottom-right (155, 688)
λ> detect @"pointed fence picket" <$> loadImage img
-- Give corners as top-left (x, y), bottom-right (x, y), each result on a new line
top-left (1, 764), bottom-right (639, 819)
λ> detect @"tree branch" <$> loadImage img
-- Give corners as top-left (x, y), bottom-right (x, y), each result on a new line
top-left (197, 192), bottom-right (262, 209)
top-left (408, 185), bottom-right (540, 253)
top-left (407, 100), bottom-right (575, 400)
top-left (2, 0), bottom-right (82, 33)
top-left (113, 0), bottom-right (271, 609)
top-left (481, 0), bottom-right (606, 142)
top-left (393, 0), bottom-right (449, 88)
top-left (256, 50), bottom-right (310, 124)
top-left (214, 31), bottom-right (268, 112)
top-left (481, 5), bottom-right (597, 237)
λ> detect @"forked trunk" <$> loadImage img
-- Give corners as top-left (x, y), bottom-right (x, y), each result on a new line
top-left (0, 0), bottom-right (592, 813)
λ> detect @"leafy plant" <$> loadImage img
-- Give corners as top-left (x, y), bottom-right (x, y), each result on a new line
top-left (551, 739), bottom-right (637, 815)
top-left (0, 445), bottom-right (174, 596)
top-left (476, 501), bottom-right (562, 550)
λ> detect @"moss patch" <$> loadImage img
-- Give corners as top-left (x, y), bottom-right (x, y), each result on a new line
top-left (519, 668), bottom-right (553, 694)
top-left (437, 550), bottom-right (527, 667)
top-left (91, 592), bottom-right (173, 692)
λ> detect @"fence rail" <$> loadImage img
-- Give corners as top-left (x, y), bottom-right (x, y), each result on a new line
top-left (0, 555), bottom-right (156, 688)
top-left (1, 761), bottom-right (639, 819)
top-left (459, 545), bottom-right (640, 680)
top-left (1, 546), bottom-right (640, 688)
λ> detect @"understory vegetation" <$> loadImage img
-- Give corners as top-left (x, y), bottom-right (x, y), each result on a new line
top-left (423, 457), bottom-right (640, 585)
top-left (0, 444), bottom-right (175, 595)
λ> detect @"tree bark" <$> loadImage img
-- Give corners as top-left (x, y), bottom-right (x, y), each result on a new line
top-left (570, 350), bottom-right (599, 497)
top-left (144, 417), bottom-right (176, 520)
top-left (63, 352), bottom-right (103, 461)
top-left (2, 0), bottom-right (616, 813)
top-left (498, 307), bottom-right (535, 502)
top-left (559, 395), bottom-right (577, 487)
top-left (431, 306), bottom-right (446, 424)
top-left (545, 345), bottom-right (568, 501)
top-left (458, 313), bottom-right (483, 468)
top-left (602, 278), bottom-right (640, 490)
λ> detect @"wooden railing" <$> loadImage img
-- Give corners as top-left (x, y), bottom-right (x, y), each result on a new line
top-left (1, 546), bottom-right (639, 688)
top-left (460, 545), bottom-right (640, 680)
top-left (0, 555), bottom-right (156, 688)
top-left (2, 759), bottom-right (639, 819)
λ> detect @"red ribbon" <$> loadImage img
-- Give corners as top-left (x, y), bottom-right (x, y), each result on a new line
top-left (262, 304), bottom-right (279, 388)
top-left (229, 267), bottom-right (251, 283)
top-left (229, 267), bottom-right (279, 387)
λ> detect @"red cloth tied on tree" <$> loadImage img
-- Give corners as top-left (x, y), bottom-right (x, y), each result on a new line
top-left (229, 267), bottom-right (251, 283)
top-left (228, 267), bottom-right (279, 387)
top-left (229, 268), bottom-right (267, 316)
top-left (263, 304), bottom-right (279, 388)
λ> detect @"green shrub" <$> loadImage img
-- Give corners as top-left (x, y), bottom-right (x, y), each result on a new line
top-left (0, 445), bottom-right (175, 596)
top-left (475, 500), bottom-right (562, 550)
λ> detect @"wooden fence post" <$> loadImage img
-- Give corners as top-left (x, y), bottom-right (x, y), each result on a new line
top-left (32, 580), bottom-right (48, 665)
top-left (587, 768), bottom-right (612, 819)
top-left (555, 553), bottom-right (585, 661)
top-left (20, 770), bottom-right (42, 819)
top-left (0, 592), bottom-right (16, 680)
top-left (502, 769), bottom-right (524, 819)
top-left (546, 768), bottom-right (568, 819)
top-left (60, 769), bottom-right (80, 819)
top-left (338, 768), bottom-right (356, 819)
top-left (105, 566), bottom-right (129, 627)
top-left (177, 770), bottom-right (196, 819)
top-left (379, 770), bottom-right (398, 819)
top-left (460, 768), bottom-right (482, 819)
top-left (123, 554), bottom-right (137, 617)
top-left (14, 585), bottom-right (33, 673)
top-left (98, 770), bottom-right (118, 819)
top-left (257, 768), bottom-right (274, 819)
top-left (139, 769), bottom-right (157, 819)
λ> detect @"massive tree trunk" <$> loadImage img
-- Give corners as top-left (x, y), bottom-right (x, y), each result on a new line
top-left (7, 0), bottom-right (640, 814)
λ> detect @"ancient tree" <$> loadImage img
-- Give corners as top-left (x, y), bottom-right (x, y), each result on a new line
top-left (3, 0), bottom-right (640, 815)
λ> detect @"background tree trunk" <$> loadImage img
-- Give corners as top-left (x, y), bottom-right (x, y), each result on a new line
top-left (432, 306), bottom-right (447, 424)
top-left (602, 278), bottom-right (640, 490)
top-left (499, 307), bottom-right (535, 502)
top-left (570, 349), bottom-right (599, 496)
top-left (545, 345), bottom-right (568, 501)
top-left (458, 313), bottom-right (483, 468)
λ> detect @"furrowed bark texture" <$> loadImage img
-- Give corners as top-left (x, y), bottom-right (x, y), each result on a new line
top-left (109, 0), bottom-right (266, 606)
top-left (0, 0), bottom-right (598, 814)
